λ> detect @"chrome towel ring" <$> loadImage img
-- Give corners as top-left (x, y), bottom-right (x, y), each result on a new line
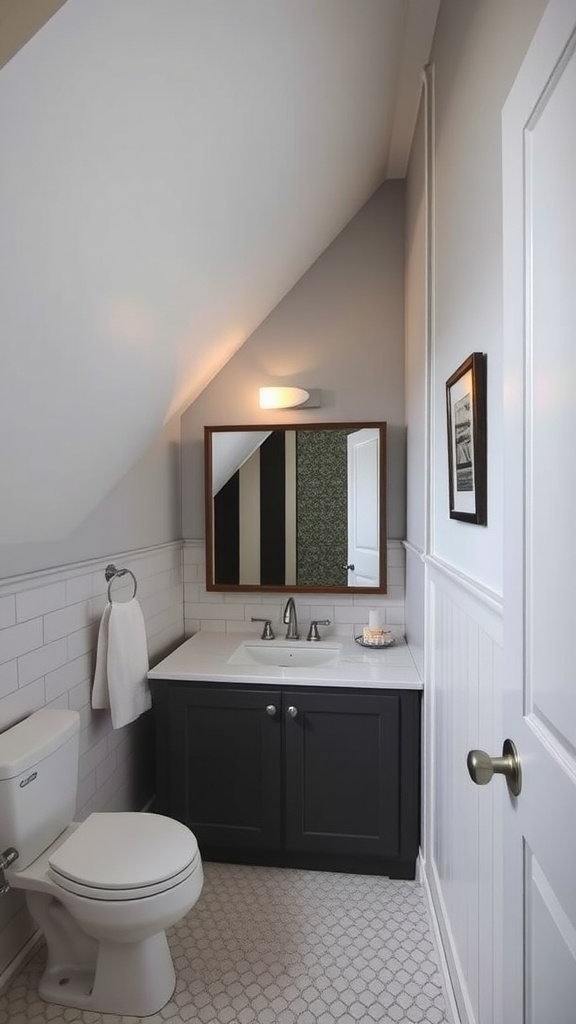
top-left (104, 563), bottom-right (138, 603)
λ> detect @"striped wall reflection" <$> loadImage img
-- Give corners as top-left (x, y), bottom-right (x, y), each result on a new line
top-left (214, 430), bottom-right (289, 585)
top-left (213, 430), bottom-right (348, 587)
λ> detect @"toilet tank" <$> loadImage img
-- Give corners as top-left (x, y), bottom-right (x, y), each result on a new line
top-left (0, 709), bottom-right (80, 870)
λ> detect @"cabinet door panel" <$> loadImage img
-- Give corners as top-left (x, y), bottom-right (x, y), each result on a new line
top-left (168, 687), bottom-right (281, 850)
top-left (284, 691), bottom-right (400, 858)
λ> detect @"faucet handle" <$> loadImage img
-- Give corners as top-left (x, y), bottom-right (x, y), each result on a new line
top-left (251, 617), bottom-right (275, 640)
top-left (307, 619), bottom-right (331, 642)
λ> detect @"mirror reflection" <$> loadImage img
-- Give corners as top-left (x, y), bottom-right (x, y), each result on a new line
top-left (205, 422), bottom-right (387, 594)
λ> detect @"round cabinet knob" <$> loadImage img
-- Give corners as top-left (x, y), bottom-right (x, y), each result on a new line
top-left (287, 705), bottom-right (298, 718)
top-left (265, 705), bottom-right (277, 717)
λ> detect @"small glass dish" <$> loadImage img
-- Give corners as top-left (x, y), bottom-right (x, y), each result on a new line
top-left (354, 634), bottom-right (395, 649)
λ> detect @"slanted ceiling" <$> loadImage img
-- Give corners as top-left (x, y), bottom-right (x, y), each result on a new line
top-left (0, 0), bottom-right (438, 546)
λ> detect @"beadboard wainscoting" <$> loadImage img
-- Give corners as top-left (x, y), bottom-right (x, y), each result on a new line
top-left (404, 542), bottom-right (425, 680)
top-left (183, 539), bottom-right (406, 639)
top-left (0, 542), bottom-right (185, 984)
top-left (421, 557), bottom-right (504, 1024)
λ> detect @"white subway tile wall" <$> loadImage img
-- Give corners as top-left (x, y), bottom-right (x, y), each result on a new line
top-left (183, 540), bottom-right (405, 639)
top-left (0, 542), bottom-right (184, 983)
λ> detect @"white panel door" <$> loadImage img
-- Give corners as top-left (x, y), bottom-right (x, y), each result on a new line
top-left (502, 2), bottom-right (576, 1021)
top-left (347, 428), bottom-right (380, 586)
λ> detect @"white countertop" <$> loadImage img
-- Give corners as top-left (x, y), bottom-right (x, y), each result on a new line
top-left (148, 632), bottom-right (422, 690)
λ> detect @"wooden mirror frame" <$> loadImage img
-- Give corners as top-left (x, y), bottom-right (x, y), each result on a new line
top-left (204, 422), bottom-right (387, 594)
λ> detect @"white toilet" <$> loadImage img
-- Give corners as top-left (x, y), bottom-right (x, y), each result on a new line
top-left (0, 708), bottom-right (203, 1016)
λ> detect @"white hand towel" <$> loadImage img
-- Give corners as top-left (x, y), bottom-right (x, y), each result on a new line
top-left (91, 599), bottom-right (150, 729)
top-left (92, 603), bottom-right (112, 709)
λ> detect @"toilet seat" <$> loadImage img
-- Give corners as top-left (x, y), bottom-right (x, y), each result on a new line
top-left (48, 812), bottom-right (200, 901)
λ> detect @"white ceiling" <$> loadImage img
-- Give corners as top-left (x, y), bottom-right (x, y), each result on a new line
top-left (0, 0), bottom-right (439, 547)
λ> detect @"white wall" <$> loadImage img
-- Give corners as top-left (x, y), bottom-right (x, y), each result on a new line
top-left (0, 0), bottom-right (408, 548)
top-left (404, 3), bottom-right (548, 1023)
top-left (405, 97), bottom-right (428, 561)
top-left (0, 144), bottom-right (407, 995)
top-left (0, 0), bottom-right (412, 999)
top-left (0, 542), bottom-right (184, 982)
top-left (181, 181), bottom-right (407, 543)
top-left (429, 0), bottom-right (545, 594)
top-left (0, 294), bottom-right (184, 987)
top-left (0, 115), bottom-right (407, 997)
top-left (180, 183), bottom-right (408, 659)
top-left (404, 94), bottom-right (428, 679)
top-left (0, 415), bottom-right (182, 581)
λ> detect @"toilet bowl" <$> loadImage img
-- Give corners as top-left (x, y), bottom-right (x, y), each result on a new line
top-left (9, 811), bottom-right (203, 1016)
top-left (0, 709), bottom-right (204, 1017)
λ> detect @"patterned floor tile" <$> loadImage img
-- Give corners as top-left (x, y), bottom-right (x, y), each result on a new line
top-left (0, 863), bottom-right (449, 1023)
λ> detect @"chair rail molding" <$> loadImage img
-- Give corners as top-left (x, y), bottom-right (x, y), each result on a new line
top-left (426, 553), bottom-right (503, 643)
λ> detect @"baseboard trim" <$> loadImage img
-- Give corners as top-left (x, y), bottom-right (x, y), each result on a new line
top-left (421, 854), bottom-right (478, 1024)
top-left (0, 929), bottom-right (41, 996)
top-left (420, 856), bottom-right (462, 1024)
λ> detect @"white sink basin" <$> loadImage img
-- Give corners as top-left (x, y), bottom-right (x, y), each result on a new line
top-left (228, 641), bottom-right (341, 669)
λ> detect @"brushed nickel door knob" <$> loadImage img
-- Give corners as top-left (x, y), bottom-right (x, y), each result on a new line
top-left (467, 738), bottom-right (521, 796)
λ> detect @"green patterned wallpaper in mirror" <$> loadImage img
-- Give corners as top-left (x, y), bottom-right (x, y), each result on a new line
top-left (296, 429), bottom-right (349, 586)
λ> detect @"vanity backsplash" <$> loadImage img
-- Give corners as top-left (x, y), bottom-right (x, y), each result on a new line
top-left (183, 539), bottom-right (405, 639)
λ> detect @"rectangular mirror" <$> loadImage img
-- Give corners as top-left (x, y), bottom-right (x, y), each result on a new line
top-left (205, 422), bottom-right (387, 593)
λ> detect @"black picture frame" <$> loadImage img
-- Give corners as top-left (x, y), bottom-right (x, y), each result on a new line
top-left (446, 352), bottom-right (487, 524)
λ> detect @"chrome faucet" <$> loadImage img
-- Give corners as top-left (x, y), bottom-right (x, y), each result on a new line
top-left (283, 597), bottom-right (299, 640)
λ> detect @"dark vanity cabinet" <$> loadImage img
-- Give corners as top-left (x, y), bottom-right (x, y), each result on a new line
top-left (161, 685), bottom-right (283, 851)
top-left (151, 681), bottom-right (421, 879)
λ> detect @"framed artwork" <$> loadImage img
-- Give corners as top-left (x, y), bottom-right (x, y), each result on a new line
top-left (446, 352), bottom-right (487, 524)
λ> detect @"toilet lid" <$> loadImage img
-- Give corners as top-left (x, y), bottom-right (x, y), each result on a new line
top-left (48, 812), bottom-right (198, 891)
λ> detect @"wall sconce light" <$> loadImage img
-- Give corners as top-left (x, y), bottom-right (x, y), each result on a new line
top-left (258, 386), bottom-right (321, 410)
